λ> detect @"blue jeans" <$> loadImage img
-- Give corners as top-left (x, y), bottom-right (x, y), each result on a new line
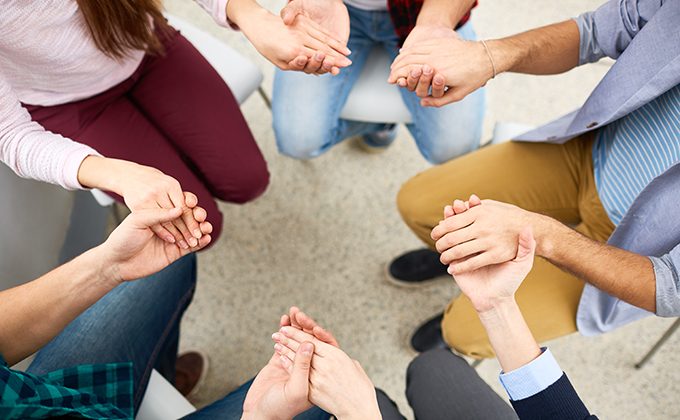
top-left (272, 4), bottom-right (485, 164)
top-left (26, 254), bottom-right (328, 419)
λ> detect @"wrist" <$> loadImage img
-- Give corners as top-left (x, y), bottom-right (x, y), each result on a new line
top-left (337, 395), bottom-right (381, 420)
top-left (530, 213), bottom-right (561, 259)
top-left (415, 0), bottom-right (475, 29)
top-left (80, 246), bottom-right (123, 290)
top-left (77, 156), bottom-right (128, 196)
top-left (227, 0), bottom-right (267, 32)
top-left (476, 296), bottom-right (518, 323)
top-left (483, 39), bottom-right (516, 76)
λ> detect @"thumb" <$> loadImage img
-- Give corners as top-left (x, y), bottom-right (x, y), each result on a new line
top-left (514, 226), bottom-right (536, 262)
top-left (128, 207), bottom-right (183, 229)
top-left (287, 342), bottom-right (314, 396)
top-left (280, 0), bottom-right (303, 25)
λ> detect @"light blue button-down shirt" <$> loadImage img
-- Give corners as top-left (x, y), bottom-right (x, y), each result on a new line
top-left (499, 348), bottom-right (563, 401)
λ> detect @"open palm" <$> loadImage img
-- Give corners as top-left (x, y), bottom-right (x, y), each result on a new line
top-left (281, 0), bottom-right (350, 45)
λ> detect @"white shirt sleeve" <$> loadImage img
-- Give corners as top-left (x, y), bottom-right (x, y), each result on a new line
top-left (0, 74), bottom-right (100, 190)
top-left (193, 0), bottom-right (232, 28)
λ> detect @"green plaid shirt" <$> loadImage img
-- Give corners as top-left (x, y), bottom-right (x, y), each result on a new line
top-left (0, 354), bottom-right (133, 419)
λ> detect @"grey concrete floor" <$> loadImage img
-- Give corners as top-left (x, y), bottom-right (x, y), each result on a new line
top-left (165, 0), bottom-right (679, 418)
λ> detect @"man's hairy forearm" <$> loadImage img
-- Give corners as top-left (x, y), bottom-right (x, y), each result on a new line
top-left (0, 247), bottom-right (118, 365)
top-left (416, 0), bottom-right (476, 28)
top-left (486, 20), bottom-right (580, 76)
top-left (534, 215), bottom-right (656, 313)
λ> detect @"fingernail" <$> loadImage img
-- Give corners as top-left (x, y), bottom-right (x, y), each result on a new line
top-left (272, 332), bottom-right (280, 340)
top-left (314, 52), bottom-right (324, 60)
top-left (179, 240), bottom-right (188, 249)
top-left (189, 238), bottom-right (198, 247)
top-left (447, 265), bottom-right (454, 275)
top-left (301, 343), bottom-right (313, 355)
top-left (274, 343), bottom-right (282, 352)
top-left (193, 229), bottom-right (202, 239)
top-left (423, 65), bottom-right (432, 74)
top-left (166, 235), bottom-right (176, 243)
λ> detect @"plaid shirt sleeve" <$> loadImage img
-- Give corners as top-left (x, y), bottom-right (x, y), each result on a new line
top-left (0, 354), bottom-right (134, 419)
top-left (388, 0), bottom-right (478, 45)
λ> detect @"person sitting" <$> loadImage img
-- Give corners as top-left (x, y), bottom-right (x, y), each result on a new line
top-left (1, 0), bottom-right (351, 246)
top-left (270, 0), bottom-right (485, 163)
top-left (384, 0), bottom-right (680, 354)
top-left (268, 200), bottom-right (595, 419)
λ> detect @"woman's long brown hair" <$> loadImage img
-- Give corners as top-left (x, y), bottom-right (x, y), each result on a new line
top-left (76, 0), bottom-right (168, 59)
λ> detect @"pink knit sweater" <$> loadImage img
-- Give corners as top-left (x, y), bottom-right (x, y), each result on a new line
top-left (0, 0), bottom-right (228, 190)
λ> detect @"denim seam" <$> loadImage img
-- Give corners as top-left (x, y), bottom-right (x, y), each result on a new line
top-left (134, 285), bottom-right (196, 408)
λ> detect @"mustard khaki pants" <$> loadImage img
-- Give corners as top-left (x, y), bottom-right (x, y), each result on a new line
top-left (397, 134), bottom-right (615, 358)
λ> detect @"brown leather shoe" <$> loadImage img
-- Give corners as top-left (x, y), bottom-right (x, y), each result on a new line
top-left (174, 350), bottom-right (209, 399)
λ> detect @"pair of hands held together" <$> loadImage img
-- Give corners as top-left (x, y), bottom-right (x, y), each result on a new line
top-left (244, 307), bottom-right (381, 420)
top-left (231, 0), bottom-right (495, 108)
top-left (431, 195), bottom-right (541, 314)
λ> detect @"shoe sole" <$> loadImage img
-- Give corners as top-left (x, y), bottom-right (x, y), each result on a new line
top-left (383, 262), bottom-right (450, 289)
top-left (353, 136), bottom-right (390, 154)
top-left (182, 349), bottom-right (210, 402)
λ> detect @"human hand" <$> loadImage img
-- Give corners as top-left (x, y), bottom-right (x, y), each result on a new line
top-left (432, 196), bottom-right (543, 274)
top-left (78, 156), bottom-right (205, 250)
top-left (243, 342), bottom-right (316, 420)
top-left (392, 24), bottom-right (454, 98)
top-left (280, 0), bottom-right (350, 75)
top-left (229, 0), bottom-right (351, 73)
top-left (100, 199), bottom-right (212, 283)
top-left (272, 327), bottom-right (380, 419)
top-left (448, 202), bottom-right (536, 313)
top-left (280, 306), bottom-right (339, 347)
top-left (389, 37), bottom-right (493, 107)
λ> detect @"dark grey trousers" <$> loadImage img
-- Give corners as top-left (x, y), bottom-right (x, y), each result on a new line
top-left (377, 349), bottom-right (518, 420)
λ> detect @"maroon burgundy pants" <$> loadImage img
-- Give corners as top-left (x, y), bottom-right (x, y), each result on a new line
top-left (27, 28), bottom-right (270, 244)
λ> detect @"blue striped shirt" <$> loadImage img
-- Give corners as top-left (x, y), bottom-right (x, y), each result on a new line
top-left (593, 84), bottom-right (680, 226)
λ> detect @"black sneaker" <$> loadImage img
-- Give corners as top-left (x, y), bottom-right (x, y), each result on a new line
top-left (410, 313), bottom-right (448, 353)
top-left (385, 249), bottom-right (449, 287)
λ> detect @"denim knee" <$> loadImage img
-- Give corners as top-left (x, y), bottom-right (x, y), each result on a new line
top-left (272, 111), bottom-right (335, 160)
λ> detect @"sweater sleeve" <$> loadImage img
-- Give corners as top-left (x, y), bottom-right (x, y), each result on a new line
top-left (0, 74), bottom-right (100, 190)
top-left (575, 0), bottom-right (661, 65)
top-left (193, 0), bottom-right (231, 28)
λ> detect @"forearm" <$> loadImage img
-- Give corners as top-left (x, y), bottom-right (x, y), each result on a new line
top-left (225, 0), bottom-right (269, 34)
top-left (534, 214), bottom-right (656, 312)
top-left (416, 0), bottom-right (476, 29)
top-left (478, 298), bottom-right (541, 373)
top-left (0, 246), bottom-right (118, 364)
top-left (486, 19), bottom-right (580, 76)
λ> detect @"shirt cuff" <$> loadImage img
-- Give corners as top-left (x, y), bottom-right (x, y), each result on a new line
top-left (215, 0), bottom-right (231, 27)
top-left (62, 145), bottom-right (101, 190)
top-left (499, 348), bottom-right (563, 401)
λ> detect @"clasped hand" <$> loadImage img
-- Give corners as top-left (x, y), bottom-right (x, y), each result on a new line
top-left (387, 27), bottom-right (495, 107)
top-left (431, 195), bottom-right (538, 313)
top-left (243, 307), bottom-right (381, 420)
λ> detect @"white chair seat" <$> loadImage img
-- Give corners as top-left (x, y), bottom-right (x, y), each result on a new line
top-left (340, 47), bottom-right (413, 124)
top-left (165, 14), bottom-right (263, 105)
top-left (136, 370), bottom-right (196, 420)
